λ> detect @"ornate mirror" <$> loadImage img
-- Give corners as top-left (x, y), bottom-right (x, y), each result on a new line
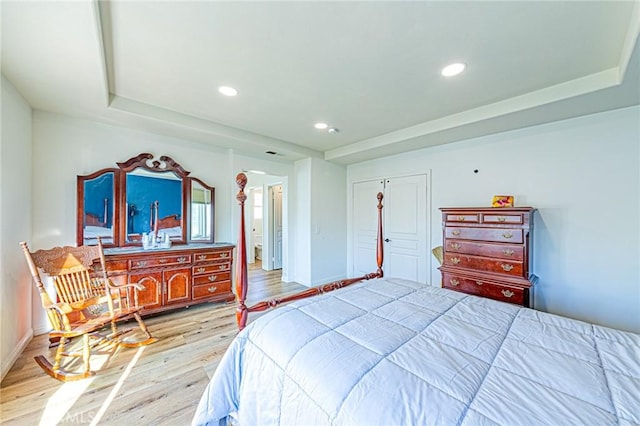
top-left (188, 177), bottom-right (215, 242)
top-left (77, 153), bottom-right (216, 247)
top-left (117, 153), bottom-right (189, 245)
top-left (77, 168), bottom-right (119, 247)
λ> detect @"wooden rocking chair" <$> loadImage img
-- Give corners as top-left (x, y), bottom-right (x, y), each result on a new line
top-left (20, 238), bottom-right (157, 381)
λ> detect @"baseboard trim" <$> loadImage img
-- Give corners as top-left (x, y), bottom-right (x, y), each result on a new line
top-left (1, 328), bottom-right (33, 382)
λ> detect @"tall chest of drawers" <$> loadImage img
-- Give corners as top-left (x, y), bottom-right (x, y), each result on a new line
top-left (103, 243), bottom-right (235, 316)
top-left (439, 207), bottom-right (536, 307)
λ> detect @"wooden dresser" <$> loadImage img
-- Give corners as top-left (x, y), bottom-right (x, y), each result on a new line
top-left (439, 207), bottom-right (536, 307)
top-left (102, 243), bottom-right (235, 315)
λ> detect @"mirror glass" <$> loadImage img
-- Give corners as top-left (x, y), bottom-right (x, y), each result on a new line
top-left (82, 172), bottom-right (115, 245)
top-left (125, 170), bottom-right (183, 242)
top-left (190, 180), bottom-right (213, 241)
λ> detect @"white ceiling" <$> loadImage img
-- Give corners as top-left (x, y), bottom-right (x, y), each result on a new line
top-left (2, 1), bottom-right (639, 164)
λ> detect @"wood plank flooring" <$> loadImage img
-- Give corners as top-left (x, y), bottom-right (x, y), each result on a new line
top-left (0, 265), bottom-right (304, 425)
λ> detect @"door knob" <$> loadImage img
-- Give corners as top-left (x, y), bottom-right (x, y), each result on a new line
top-left (384, 238), bottom-right (391, 242)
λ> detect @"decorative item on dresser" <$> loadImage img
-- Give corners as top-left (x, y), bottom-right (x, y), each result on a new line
top-left (439, 207), bottom-right (536, 307)
top-left (101, 243), bottom-right (234, 316)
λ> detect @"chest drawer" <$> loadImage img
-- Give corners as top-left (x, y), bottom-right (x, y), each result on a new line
top-left (129, 255), bottom-right (191, 270)
top-left (192, 262), bottom-right (231, 275)
top-left (445, 227), bottom-right (523, 244)
top-left (193, 251), bottom-right (232, 263)
top-left (444, 213), bottom-right (480, 223)
top-left (444, 253), bottom-right (524, 277)
top-left (445, 240), bottom-right (524, 261)
top-left (192, 271), bottom-right (231, 286)
top-left (192, 281), bottom-right (232, 300)
top-left (442, 272), bottom-right (527, 306)
top-left (481, 213), bottom-right (524, 224)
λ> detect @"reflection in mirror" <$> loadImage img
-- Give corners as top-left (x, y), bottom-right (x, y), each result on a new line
top-left (83, 172), bottom-right (115, 245)
top-left (126, 170), bottom-right (183, 242)
top-left (191, 180), bottom-right (212, 241)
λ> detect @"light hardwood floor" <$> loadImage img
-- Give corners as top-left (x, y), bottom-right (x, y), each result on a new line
top-left (1, 265), bottom-right (304, 425)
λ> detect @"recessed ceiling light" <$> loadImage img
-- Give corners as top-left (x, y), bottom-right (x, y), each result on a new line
top-left (218, 86), bottom-right (238, 96)
top-left (328, 128), bottom-right (339, 134)
top-left (314, 122), bottom-right (328, 130)
top-left (441, 63), bottom-right (466, 77)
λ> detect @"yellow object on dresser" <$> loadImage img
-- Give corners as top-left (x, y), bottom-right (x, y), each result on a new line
top-left (439, 207), bottom-right (536, 307)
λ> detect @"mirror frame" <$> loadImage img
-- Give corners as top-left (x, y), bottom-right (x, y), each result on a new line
top-left (77, 153), bottom-right (216, 247)
top-left (77, 168), bottom-right (121, 248)
top-left (186, 177), bottom-right (216, 243)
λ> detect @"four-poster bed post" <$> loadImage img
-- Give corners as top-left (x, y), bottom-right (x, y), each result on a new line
top-left (234, 172), bottom-right (384, 330)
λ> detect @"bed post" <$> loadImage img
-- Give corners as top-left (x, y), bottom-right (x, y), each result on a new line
top-left (376, 191), bottom-right (384, 278)
top-left (235, 173), bottom-right (249, 330)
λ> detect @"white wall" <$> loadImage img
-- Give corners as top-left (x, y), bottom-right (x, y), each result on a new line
top-left (310, 158), bottom-right (347, 284)
top-left (293, 158), bottom-right (347, 286)
top-left (348, 106), bottom-right (640, 333)
top-left (1, 75), bottom-right (33, 380)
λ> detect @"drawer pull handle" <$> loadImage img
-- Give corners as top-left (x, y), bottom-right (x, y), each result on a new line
top-left (218, 265), bottom-right (227, 270)
top-left (475, 281), bottom-right (483, 286)
top-left (450, 279), bottom-right (459, 286)
top-left (197, 267), bottom-right (206, 273)
top-left (450, 243), bottom-right (461, 250)
top-left (503, 249), bottom-right (514, 256)
top-left (451, 257), bottom-right (461, 265)
top-left (457, 216), bottom-right (465, 221)
top-left (452, 230), bottom-right (461, 236)
top-left (198, 255), bottom-right (207, 261)
top-left (501, 264), bottom-right (514, 272)
top-left (208, 275), bottom-right (218, 282)
top-left (177, 256), bottom-right (188, 263)
top-left (502, 289), bottom-right (515, 298)
top-left (219, 253), bottom-right (229, 258)
top-left (135, 261), bottom-right (147, 267)
top-left (159, 259), bottom-right (167, 264)
top-left (497, 216), bottom-right (506, 222)
top-left (207, 286), bottom-right (217, 293)
top-left (502, 232), bottom-right (513, 239)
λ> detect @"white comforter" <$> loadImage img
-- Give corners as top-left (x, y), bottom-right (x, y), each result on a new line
top-left (192, 277), bottom-right (640, 426)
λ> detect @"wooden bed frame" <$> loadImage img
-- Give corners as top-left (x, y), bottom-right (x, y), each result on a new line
top-left (85, 198), bottom-right (108, 227)
top-left (156, 214), bottom-right (181, 229)
top-left (234, 172), bottom-right (385, 329)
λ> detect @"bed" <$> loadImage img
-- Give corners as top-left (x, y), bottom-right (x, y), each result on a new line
top-left (83, 199), bottom-right (113, 244)
top-left (192, 173), bottom-right (640, 426)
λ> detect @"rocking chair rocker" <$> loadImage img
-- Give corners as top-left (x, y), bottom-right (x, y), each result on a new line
top-left (20, 238), bottom-right (157, 381)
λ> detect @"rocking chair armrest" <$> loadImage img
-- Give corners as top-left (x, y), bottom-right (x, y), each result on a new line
top-left (47, 303), bottom-right (73, 332)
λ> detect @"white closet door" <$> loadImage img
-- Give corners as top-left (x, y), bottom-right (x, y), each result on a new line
top-left (353, 175), bottom-right (427, 282)
top-left (383, 175), bottom-right (427, 283)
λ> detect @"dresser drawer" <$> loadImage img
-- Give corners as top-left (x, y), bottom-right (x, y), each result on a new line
top-left (129, 255), bottom-right (191, 270)
top-left (444, 213), bottom-right (480, 223)
top-left (442, 272), bottom-right (526, 305)
top-left (445, 240), bottom-right (524, 261)
top-left (444, 253), bottom-right (524, 277)
top-left (481, 213), bottom-right (524, 224)
top-left (193, 251), bottom-right (232, 263)
top-left (192, 262), bottom-right (231, 275)
top-left (193, 271), bottom-right (231, 286)
top-left (445, 227), bottom-right (523, 243)
top-left (192, 281), bottom-right (231, 300)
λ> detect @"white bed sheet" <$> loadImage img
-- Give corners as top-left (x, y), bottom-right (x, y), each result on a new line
top-left (192, 277), bottom-right (640, 426)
